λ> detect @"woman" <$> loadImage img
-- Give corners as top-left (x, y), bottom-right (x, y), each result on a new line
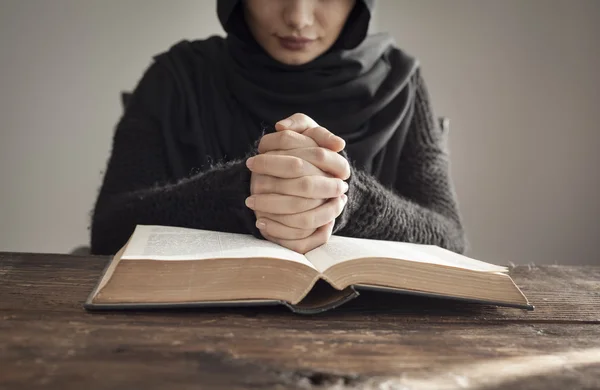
top-left (91, 0), bottom-right (466, 255)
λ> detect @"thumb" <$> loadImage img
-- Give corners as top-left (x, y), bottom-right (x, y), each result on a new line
top-left (275, 113), bottom-right (319, 133)
top-left (303, 126), bottom-right (345, 153)
top-left (275, 113), bottom-right (345, 152)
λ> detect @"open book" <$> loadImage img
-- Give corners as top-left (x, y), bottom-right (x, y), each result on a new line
top-left (85, 225), bottom-right (533, 313)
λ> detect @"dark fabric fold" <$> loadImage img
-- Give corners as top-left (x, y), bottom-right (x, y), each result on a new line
top-left (153, 0), bottom-right (419, 189)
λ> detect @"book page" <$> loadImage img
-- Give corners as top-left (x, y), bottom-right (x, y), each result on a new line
top-left (121, 225), bottom-right (315, 269)
top-left (305, 235), bottom-right (507, 274)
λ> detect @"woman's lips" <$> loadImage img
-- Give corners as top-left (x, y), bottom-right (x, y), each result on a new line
top-left (278, 36), bottom-right (315, 51)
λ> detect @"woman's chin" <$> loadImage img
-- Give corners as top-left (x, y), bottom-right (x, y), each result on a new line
top-left (269, 50), bottom-right (321, 66)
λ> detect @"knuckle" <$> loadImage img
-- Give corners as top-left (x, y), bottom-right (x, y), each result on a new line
top-left (280, 129), bottom-right (296, 143)
top-left (298, 128), bottom-right (319, 146)
top-left (290, 157), bottom-right (304, 175)
top-left (303, 127), bottom-right (316, 138)
top-left (299, 177), bottom-right (313, 195)
top-left (292, 113), bottom-right (318, 130)
top-left (314, 126), bottom-right (329, 136)
top-left (312, 147), bottom-right (327, 163)
top-left (311, 126), bottom-right (329, 143)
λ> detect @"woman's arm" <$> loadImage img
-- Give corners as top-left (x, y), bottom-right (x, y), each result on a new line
top-left (334, 74), bottom-right (467, 253)
top-left (90, 63), bottom-right (256, 255)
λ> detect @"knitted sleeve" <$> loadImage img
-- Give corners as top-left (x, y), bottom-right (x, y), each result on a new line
top-left (90, 63), bottom-right (257, 255)
top-left (333, 73), bottom-right (467, 253)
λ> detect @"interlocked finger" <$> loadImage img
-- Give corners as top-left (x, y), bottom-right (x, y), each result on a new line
top-left (246, 194), bottom-right (325, 214)
top-left (247, 154), bottom-right (324, 178)
top-left (258, 130), bottom-right (318, 154)
top-left (259, 195), bottom-right (347, 229)
top-left (251, 175), bottom-right (348, 198)
top-left (260, 220), bottom-right (335, 254)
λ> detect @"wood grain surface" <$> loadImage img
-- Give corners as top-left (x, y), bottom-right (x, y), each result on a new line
top-left (1, 252), bottom-right (599, 390)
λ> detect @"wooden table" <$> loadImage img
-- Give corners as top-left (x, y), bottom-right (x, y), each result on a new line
top-left (1, 253), bottom-right (599, 390)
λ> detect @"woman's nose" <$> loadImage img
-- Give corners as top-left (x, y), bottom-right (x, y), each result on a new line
top-left (283, 0), bottom-right (315, 31)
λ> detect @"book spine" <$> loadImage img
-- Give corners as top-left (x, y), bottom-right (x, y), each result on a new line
top-left (284, 286), bottom-right (360, 314)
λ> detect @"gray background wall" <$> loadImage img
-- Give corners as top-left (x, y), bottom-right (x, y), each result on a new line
top-left (373, 0), bottom-right (600, 265)
top-left (0, 0), bottom-right (222, 254)
top-left (1, 0), bottom-right (598, 265)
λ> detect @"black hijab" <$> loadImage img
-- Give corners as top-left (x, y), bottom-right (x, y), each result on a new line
top-left (154, 0), bottom-right (419, 188)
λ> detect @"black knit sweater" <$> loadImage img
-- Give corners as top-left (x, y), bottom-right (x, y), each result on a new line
top-left (90, 66), bottom-right (466, 255)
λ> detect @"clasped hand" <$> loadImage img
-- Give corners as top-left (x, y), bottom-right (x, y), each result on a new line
top-left (245, 114), bottom-right (350, 254)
